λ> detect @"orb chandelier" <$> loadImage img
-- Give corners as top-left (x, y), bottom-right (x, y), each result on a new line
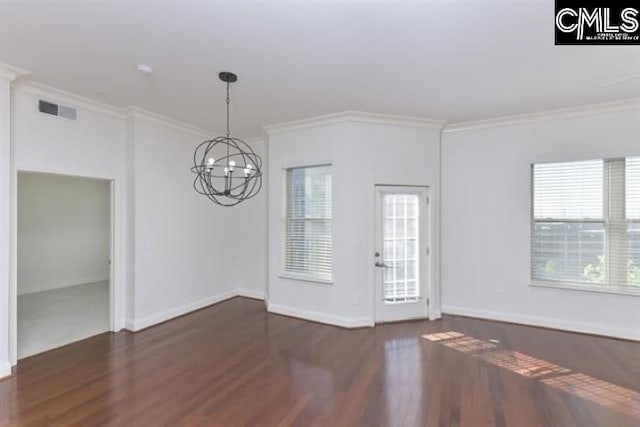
top-left (191, 72), bottom-right (263, 207)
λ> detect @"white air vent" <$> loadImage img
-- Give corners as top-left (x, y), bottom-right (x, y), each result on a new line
top-left (38, 100), bottom-right (77, 121)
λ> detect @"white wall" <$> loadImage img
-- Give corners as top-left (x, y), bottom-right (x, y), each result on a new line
top-left (126, 115), bottom-right (267, 329)
top-left (0, 72), bottom-right (14, 377)
top-left (128, 114), bottom-right (235, 328)
top-left (17, 173), bottom-right (110, 295)
top-left (266, 114), bottom-right (443, 327)
top-left (441, 106), bottom-right (640, 340)
top-left (224, 138), bottom-right (268, 301)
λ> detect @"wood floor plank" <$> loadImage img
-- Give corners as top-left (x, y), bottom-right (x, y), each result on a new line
top-left (1, 297), bottom-right (639, 426)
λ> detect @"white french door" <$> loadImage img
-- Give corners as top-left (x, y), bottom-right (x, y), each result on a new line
top-left (374, 186), bottom-right (429, 323)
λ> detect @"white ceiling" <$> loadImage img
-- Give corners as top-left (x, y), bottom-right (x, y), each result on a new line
top-left (1, 0), bottom-right (639, 137)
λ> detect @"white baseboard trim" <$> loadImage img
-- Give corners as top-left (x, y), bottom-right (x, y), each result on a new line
top-left (267, 302), bottom-right (373, 329)
top-left (126, 290), bottom-right (237, 332)
top-left (18, 276), bottom-right (109, 296)
top-left (235, 289), bottom-right (265, 300)
top-left (0, 361), bottom-right (12, 379)
top-left (442, 305), bottom-right (640, 341)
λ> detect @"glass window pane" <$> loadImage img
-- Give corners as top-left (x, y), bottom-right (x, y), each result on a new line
top-left (629, 223), bottom-right (640, 287)
top-left (532, 222), bottom-right (605, 284)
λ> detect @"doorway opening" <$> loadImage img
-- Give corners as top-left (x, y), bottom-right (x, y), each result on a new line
top-left (374, 185), bottom-right (430, 323)
top-left (17, 171), bottom-right (112, 358)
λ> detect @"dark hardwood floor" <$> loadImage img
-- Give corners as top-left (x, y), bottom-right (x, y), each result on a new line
top-left (1, 297), bottom-right (639, 426)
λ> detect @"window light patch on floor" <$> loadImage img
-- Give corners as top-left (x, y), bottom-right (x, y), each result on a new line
top-left (423, 330), bottom-right (640, 419)
top-left (421, 331), bottom-right (465, 341)
top-left (475, 350), bottom-right (571, 378)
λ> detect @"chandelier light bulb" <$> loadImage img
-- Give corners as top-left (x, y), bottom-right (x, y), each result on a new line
top-left (224, 167), bottom-right (229, 176)
top-left (207, 157), bottom-right (215, 166)
top-left (228, 160), bottom-right (236, 171)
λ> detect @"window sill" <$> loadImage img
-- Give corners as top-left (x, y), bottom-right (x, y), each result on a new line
top-left (279, 272), bottom-right (333, 285)
top-left (530, 281), bottom-right (640, 297)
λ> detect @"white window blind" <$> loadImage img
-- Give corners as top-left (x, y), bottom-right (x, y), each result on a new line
top-left (285, 165), bottom-right (332, 281)
top-left (532, 158), bottom-right (640, 290)
top-left (627, 157), bottom-right (640, 220)
top-left (626, 157), bottom-right (640, 286)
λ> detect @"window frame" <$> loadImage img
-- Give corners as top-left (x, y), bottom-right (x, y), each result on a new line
top-left (529, 158), bottom-right (640, 296)
top-left (280, 163), bottom-right (334, 285)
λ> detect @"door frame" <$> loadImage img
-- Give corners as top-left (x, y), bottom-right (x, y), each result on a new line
top-left (10, 169), bottom-right (121, 364)
top-left (372, 184), bottom-right (434, 324)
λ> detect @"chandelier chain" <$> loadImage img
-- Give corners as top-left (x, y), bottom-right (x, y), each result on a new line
top-left (225, 82), bottom-right (231, 138)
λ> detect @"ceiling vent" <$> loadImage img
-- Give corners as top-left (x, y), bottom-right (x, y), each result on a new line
top-left (38, 100), bottom-right (77, 121)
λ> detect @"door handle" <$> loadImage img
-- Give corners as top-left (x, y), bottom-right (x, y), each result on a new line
top-left (374, 261), bottom-right (392, 268)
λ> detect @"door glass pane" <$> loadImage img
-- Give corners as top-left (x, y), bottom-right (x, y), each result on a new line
top-left (395, 219), bottom-right (406, 238)
top-left (381, 193), bottom-right (420, 303)
top-left (384, 219), bottom-right (394, 239)
top-left (406, 239), bottom-right (417, 259)
top-left (396, 195), bottom-right (406, 217)
top-left (394, 240), bottom-right (405, 260)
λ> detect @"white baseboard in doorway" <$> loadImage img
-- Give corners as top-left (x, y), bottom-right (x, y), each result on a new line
top-left (0, 361), bottom-right (12, 379)
top-left (441, 305), bottom-right (640, 341)
top-left (430, 310), bottom-right (442, 320)
top-left (267, 302), bottom-right (374, 329)
top-left (18, 276), bottom-right (109, 296)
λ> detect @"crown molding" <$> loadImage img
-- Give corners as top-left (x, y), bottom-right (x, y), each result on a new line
top-left (16, 81), bottom-right (127, 119)
top-left (265, 110), bottom-right (446, 135)
top-left (0, 63), bottom-right (30, 82)
top-left (126, 107), bottom-right (214, 138)
top-left (244, 136), bottom-right (265, 145)
top-left (444, 98), bottom-right (640, 133)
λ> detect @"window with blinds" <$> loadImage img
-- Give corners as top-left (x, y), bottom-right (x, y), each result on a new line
top-left (284, 165), bottom-right (332, 281)
top-left (532, 157), bottom-right (640, 291)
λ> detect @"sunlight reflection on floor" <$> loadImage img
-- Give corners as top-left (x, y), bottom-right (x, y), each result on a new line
top-left (422, 332), bottom-right (640, 419)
